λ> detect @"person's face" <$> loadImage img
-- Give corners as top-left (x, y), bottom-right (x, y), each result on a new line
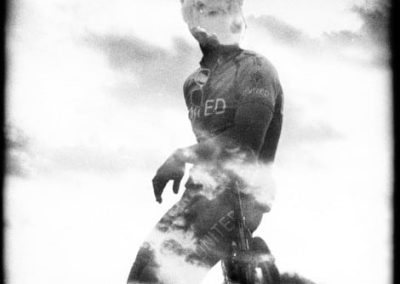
top-left (182, 0), bottom-right (245, 46)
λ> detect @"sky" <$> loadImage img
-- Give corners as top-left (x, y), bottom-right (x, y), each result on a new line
top-left (5, 0), bottom-right (392, 284)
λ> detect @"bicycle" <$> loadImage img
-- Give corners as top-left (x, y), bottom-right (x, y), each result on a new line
top-left (221, 181), bottom-right (280, 284)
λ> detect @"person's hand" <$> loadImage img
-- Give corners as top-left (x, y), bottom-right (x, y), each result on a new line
top-left (152, 152), bottom-right (185, 203)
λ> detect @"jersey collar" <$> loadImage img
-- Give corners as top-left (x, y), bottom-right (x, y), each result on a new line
top-left (199, 43), bottom-right (242, 69)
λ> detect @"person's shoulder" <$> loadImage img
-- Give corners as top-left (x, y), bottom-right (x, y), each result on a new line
top-left (234, 49), bottom-right (284, 105)
top-left (235, 49), bottom-right (279, 78)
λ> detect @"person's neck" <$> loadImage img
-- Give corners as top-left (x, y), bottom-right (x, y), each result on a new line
top-left (199, 42), bottom-right (241, 68)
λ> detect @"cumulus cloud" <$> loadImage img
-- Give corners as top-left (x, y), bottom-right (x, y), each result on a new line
top-left (246, 15), bottom-right (312, 47)
top-left (280, 103), bottom-right (342, 146)
top-left (353, 2), bottom-right (390, 58)
top-left (5, 124), bottom-right (31, 176)
top-left (320, 3), bottom-right (390, 65)
top-left (354, 6), bottom-right (389, 45)
top-left (246, 2), bottom-right (390, 67)
top-left (86, 35), bottom-right (168, 67)
top-left (280, 272), bottom-right (317, 284)
top-left (86, 34), bottom-right (199, 105)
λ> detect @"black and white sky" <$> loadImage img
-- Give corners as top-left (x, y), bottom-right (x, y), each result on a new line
top-left (6, 0), bottom-right (391, 284)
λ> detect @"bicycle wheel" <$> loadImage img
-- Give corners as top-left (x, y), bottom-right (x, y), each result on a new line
top-left (251, 237), bottom-right (280, 284)
top-left (222, 237), bottom-right (280, 284)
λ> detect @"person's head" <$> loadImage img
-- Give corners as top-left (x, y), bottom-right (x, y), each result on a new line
top-left (181, 0), bottom-right (246, 46)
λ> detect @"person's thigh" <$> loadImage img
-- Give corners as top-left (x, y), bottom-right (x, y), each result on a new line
top-left (127, 186), bottom-right (264, 284)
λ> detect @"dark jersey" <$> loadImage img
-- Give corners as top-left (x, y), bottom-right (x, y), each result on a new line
top-left (183, 45), bottom-right (283, 163)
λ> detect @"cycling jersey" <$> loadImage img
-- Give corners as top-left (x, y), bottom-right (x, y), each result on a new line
top-left (183, 44), bottom-right (283, 163)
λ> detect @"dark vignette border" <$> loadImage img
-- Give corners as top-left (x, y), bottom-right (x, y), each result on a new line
top-left (0, 1), bottom-right (397, 284)
top-left (1, 0), bottom-right (7, 283)
top-left (391, 1), bottom-right (399, 284)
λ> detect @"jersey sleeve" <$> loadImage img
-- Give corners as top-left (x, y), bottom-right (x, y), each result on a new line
top-left (222, 54), bottom-right (283, 156)
top-left (183, 75), bottom-right (192, 107)
top-left (236, 55), bottom-right (281, 112)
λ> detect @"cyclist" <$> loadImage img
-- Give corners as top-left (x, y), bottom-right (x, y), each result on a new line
top-left (127, 0), bottom-right (283, 283)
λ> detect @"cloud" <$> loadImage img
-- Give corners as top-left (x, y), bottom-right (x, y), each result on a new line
top-left (246, 15), bottom-right (311, 47)
top-left (354, 4), bottom-right (389, 46)
top-left (86, 35), bottom-right (167, 67)
top-left (46, 146), bottom-right (134, 174)
top-left (282, 112), bottom-right (342, 144)
top-left (5, 124), bottom-right (31, 176)
top-left (246, 4), bottom-right (390, 67)
top-left (280, 272), bottom-right (317, 284)
top-left (321, 3), bottom-right (390, 65)
top-left (353, 2), bottom-right (390, 58)
top-left (86, 34), bottom-right (200, 105)
top-left (15, 105), bottom-right (193, 177)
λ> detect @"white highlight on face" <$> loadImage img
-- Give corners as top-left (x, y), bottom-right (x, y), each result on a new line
top-left (181, 0), bottom-right (246, 45)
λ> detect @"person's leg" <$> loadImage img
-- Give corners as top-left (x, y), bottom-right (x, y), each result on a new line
top-left (127, 242), bottom-right (160, 284)
top-left (127, 187), bottom-right (226, 284)
top-left (127, 186), bottom-right (265, 284)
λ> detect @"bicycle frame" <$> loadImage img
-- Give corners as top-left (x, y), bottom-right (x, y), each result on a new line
top-left (221, 181), bottom-right (255, 284)
top-left (221, 179), bottom-right (279, 284)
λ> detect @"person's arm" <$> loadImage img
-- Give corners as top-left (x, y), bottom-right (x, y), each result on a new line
top-left (152, 56), bottom-right (280, 203)
top-left (152, 101), bottom-right (273, 203)
top-left (174, 100), bottom-right (274, 164)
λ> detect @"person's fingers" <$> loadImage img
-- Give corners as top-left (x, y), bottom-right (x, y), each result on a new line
top-left (152, 177), bottom-right (167, 203)
top-left (172, 177), bottom-right (182, 194)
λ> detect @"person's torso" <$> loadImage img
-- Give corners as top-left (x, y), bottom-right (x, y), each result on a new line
top-left (183, 46), bottom-right (284, 163)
